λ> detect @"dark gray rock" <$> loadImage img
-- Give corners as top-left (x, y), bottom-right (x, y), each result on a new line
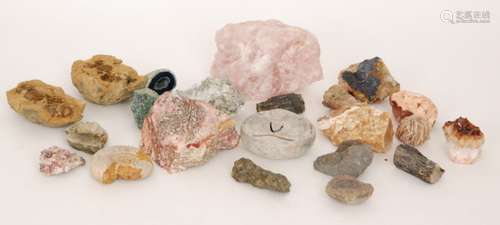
top-left (314, 142), bottom-right (373, 177)
top-left (394, 144), bottom-right (445, 184)
top-left (256, 93), bottom-right (305, 114)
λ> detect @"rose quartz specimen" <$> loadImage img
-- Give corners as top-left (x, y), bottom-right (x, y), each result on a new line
top-left (390, 90), bottom-right (438, 127)
top-left (211, 20), bottom-right (323, 101)
top-left (141, 92), bottom-right (240, 173)
top-left (40, 146), bottom-right (85, 176)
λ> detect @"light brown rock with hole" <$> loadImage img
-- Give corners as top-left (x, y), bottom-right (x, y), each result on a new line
top-left (71, 55), bottom-right (146, 105)
top-left (6, 80), bottom-right (85, 127)
top-left (390, 90), bottom-right (438, 127)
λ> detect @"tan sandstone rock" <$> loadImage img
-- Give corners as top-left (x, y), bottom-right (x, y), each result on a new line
top-left (6, 80), bottom-right (85, 127)
top-left (71, 55), bottom-right (146, 105)
top-left (318, 106), bottom-right (393, 153)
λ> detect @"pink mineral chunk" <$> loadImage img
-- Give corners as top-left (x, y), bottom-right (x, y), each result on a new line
top-left (39, 146), bottom-right (85, 176)
top-left (141, 92), bottom-right (240, 173)
top-left (211, 20), bottom-right (323, 101)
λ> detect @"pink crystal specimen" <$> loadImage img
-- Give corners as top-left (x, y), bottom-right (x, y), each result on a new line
top-left (141, 92), bottom-right (240, 173)
top-left (40, 146), bottom-right (85, 176)
top-left (211, 20), bottom-right (323, 101)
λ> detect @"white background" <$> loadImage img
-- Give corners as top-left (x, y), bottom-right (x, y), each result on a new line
top-left (1, 0), bottom-right (499, 225)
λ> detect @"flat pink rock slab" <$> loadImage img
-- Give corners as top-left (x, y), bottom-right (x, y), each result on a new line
top-left (211, 20), bottom-right (323, 101)
top-left (141, 92), bottom-right (239, 173)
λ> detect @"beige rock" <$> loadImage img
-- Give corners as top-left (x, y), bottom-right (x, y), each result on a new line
top-left (6, 80), bottom-right (85, 127)
top-left (65, 121), bottom-right (108, 154)
top-left (396, 115), bottom-right (431, 146)
top-left (71, 55), bottom-right (146, 105)
top-left (90, 145), bottom-right (153, 184)
top-left (390, 90), bottom-right (438, 127)
top-left (318, 106), bottom-right (393, 153)
top-left (322, 84), bottom-right (364, 116)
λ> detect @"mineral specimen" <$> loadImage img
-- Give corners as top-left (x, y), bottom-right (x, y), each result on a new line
top-left (177, 77), bottom-right (244, 116)
top-left (141, 92), bottom-right (240, 173)
top-left (65, 121), bottom-right (108, 154)
top-left (325, 176), bottom-right (374, 204)
top-left (396, 115), bottom-right (431, 146)
top-left (146, 69), bottom-right (176, 95)
top-left (394, 144), bottom-right (444, 184)
top-left (256, 93), bottom-right (305, 114)
top-left (6, 80), bottom-right (86, 127)
top-left (211, 20), bottom-right (323, 101)
top-left (338, 57), bottom-right (399, 103)
top-left (443, 117), bottom-right (485, 164)
top-left (390, 90), bottom-right (438, 126)
top-left (241, 109), bottom-right (315, 159)
top-left (322, 84), bottom-right (364, 116)
top-left (40, 146), bottom-right (85, 176)
top-left (232, 158), bottom-right (291, 193)
top-left (90, 145), bottom-right (153, 184)
top-left (130, 88), bottom-right (158, 129)
top-left (71, 55), bottom-right (146, 105)
top-left (314, 142), bottom-right (373, 178)
top-left (318, 106), bottom-right (393, 153)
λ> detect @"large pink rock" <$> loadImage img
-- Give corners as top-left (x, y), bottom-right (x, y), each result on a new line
top-left (141, 92), bottom-right (240, 173)
top-left (211, 20), bottom-right (323, 101)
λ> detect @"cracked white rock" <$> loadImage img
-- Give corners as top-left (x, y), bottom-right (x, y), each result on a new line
top-left (90, 145), bottom-right (153, 184)
top-left (241, 109), bottom-right (316, 159)
top-left (40, 146), bottom-right (85, 176)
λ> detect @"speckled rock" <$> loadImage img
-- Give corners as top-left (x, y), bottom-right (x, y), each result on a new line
top-left (146, 69), bottom-right (176, 95)
top-left (396, 115), bottom-right (431, 146)
top-left (211, 20), bottom-right (323, 101)
top-left (326, 176), bottom-right (374, 204)
top-left (90, 145), bottom-right (153, 184)
top-left (394, 144), bottom-right (444, 184)
top-left (40, 146), bottom-right (85, 176)
top-left (314, 142), bottom-right (373, 177)
top-left (71, 55), bottom-right (146, 105)
top-left (65, 121), bottom-right (108, 154)
top-left (318, 106), bottom-right (393, 153)
top-left (130, 88), bottom-right (158, 129)
top-left (322, 84), bottom-right (364, 116)
top-left (256, 93), bottom-right (305, 114)
top-left (390, 90), bottom-right (438, 127)
top-left (232, 158), bottom-right (291, 193)
top-left (241, 109), bottom-right (315, 159)
top-left (141, 92), bottom-right (240, 173)
top-left (178, 77), bottom-right (244, 116)
top-left (6, 80), bottom-right (86, 127)
top-left (339, 57), bottom-right (399, 103)
top-left (443, 117), bottom-right (485, 164)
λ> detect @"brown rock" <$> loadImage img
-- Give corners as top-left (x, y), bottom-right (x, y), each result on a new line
top-left (325, 176), bottom-right (374, 204)
top-left (71, 55), bottom-right (146, 105)
top-left (396, 115), bottom-right (431, 146)
top-left (322, 84), bottom-right (364, 116)
top-left (390, 90), bottom-right (438, 127)
top-left (318, 106), bottom-right (393, 153)
top-left (338, 57), bottom-right (400, 103)
top-left (394, 144), bottom-right (445, 184)
top-left (6, 80), bottom-right (85, 127)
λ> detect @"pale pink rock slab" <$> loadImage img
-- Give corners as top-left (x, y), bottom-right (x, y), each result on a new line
top-left (141, 92), bottom-right (240, 173)
top-left (40, 146), bottom-right (85, 176)
top-left (211, 20), bottom-right (323, 101)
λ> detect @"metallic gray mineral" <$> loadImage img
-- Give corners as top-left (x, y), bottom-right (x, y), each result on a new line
top-left (65, 121), bottom-right (108, 154)
top-left (177, 77), bottom-right (244, 116)
top-left (241, 109), bottom-right (316, 159)
top-left (256, 93), bottom-right (305, 114)
top-left (232, 157), bottom-right (291, 193)
top-left (314, 142), bottom-right (373, 178)
top-left (326, 175), bottom-right (374, 204)
top-left (394, 144), bottom-right (445, 184)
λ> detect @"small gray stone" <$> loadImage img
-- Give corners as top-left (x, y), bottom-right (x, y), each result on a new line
top-left (130, 88), bottom-right (158, 129)
top-left (241, 109), bottom-right (316, 159)
top-left (232, 157), bottom-right (291, 193)
top-left (256, 93), bottom-right (305, 114)
top-left (314, 142), bottom-right (373, 177)
top-left (326, 175), bottom-right (374, 204)
top-left (178, 77), bottom-right (244, 116)
top-left (65, 121), bottom-right (108, 154)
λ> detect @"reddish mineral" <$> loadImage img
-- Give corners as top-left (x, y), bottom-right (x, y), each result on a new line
top-left (141, 92), bottom-right (240, 173)
top-left (211, 20), bottom-right (323, 101)
top-left (443, 117), bottom-right (485, 164)
top-left (390, 90), bottom-right (438, 127)
top-left (40, 146), bottom-right (85, 176)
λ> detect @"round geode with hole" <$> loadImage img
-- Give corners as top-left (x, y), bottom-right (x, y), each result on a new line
top-left (146, 69), bottom-right (176, 95)
top-left (241, 109), bottom-right (316, 159)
